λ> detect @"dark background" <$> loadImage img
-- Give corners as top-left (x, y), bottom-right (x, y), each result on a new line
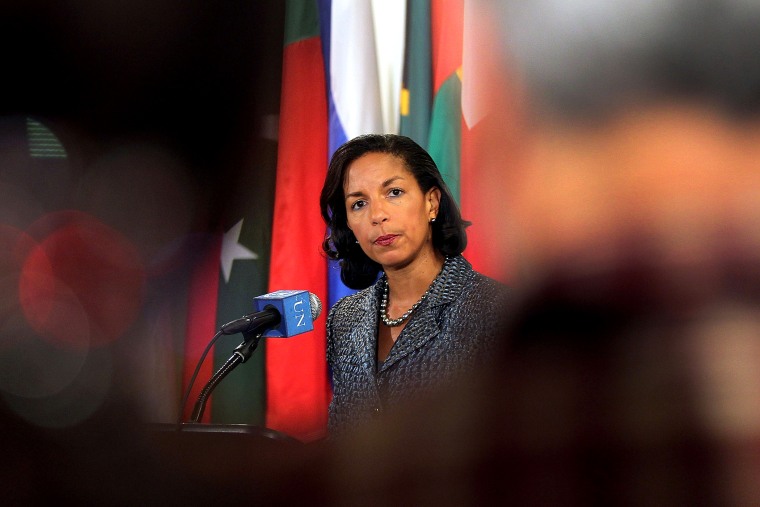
top-left (0, 5), bottom-right (295, 501)
top-left (0, 0), bottom-right (286, 192)
top-left (0, 0), bottom-right (290, 433)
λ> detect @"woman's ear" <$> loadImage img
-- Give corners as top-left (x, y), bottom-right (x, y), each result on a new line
top-left (427, 187), bottom-right (442, 219)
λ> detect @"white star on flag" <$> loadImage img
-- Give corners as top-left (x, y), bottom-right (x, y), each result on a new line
top-left (220, 219), bottom-right (258, 283)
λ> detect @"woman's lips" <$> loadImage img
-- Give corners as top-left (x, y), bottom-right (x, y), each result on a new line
top-left (374, 234), bottom-right (398, 246)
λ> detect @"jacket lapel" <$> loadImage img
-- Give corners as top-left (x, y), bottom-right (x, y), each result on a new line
top-left (347, 284), bottom-right (382, 380)
top-left (380, 305), bottom-right (440, 372)
top-left (379, 256), bottom-right (471, 373)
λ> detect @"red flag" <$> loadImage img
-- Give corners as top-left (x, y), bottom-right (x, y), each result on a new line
top-left (182, 236), bottom-right (222, 423)
top-left (431, 0), bottom-right (463, 94)
top-left (266, 0), bottom-right (330, 442)
top-left (461, 0), bottom-right (514, 282)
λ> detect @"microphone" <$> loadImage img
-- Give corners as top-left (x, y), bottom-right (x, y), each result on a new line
top-left (220, 290), bottom-right (322, 336)
top-left (186, 290), bottom-right (323, 423)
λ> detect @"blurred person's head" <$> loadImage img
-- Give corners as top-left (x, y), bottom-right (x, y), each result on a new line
top-left (482, 3), bottom-right (760, 502)
top-left (487, 0), bottom-right (760, 281)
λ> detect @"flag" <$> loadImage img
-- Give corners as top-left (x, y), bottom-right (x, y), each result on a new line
top-left (183, 237), bottom-right (221, 423)
top-left (183, 212), bottom-right (274, 424)
top-left (324, 0), bottom-right (406, 307)
top-left (399, 0), bottom-right (432, 145)
top-left (181, 27), bottom-right (282, 427)
top-left (428, 0), bottom-right (464, 201)
top-left (210, 214), bottom-right (272, 423)
top-left (460, 0), bottom-right (510, 281)
top-left (425, 0), bottom-right (504, 280)
top-left (265, 0), bottom-right (330, 442)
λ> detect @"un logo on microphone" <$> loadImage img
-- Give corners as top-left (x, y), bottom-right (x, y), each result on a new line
top-left (253, 290), bottom-right (314, 337)
top-left (293, 298), bottom-right (307, 327)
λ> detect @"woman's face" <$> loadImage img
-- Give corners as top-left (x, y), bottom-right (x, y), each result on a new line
top-left (343, 152), bottom-right (440, 271)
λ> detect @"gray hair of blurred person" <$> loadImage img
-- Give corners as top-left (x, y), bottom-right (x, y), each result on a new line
top-left (494, 0), bottom-right (760, 120)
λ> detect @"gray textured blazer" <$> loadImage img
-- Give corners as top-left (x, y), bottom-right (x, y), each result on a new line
top-left (326, 255), bottom-right (507, 434)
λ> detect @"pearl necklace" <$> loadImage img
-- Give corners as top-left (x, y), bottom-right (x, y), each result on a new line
top-left (379, 260), bottom-right (446, 327)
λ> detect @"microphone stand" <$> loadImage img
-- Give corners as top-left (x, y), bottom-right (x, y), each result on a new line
top-left (189, 329), bottom-right (264, 423)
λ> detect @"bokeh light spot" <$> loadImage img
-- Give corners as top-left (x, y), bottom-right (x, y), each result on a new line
top-left (20, 211), bottom-right (146, 348)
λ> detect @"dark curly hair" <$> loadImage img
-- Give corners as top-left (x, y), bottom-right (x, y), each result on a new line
top-left (320, 134), bottom-right (470, 290)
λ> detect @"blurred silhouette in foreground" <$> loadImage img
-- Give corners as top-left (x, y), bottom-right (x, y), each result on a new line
top-left (319, 0), bottom-right (760, 505)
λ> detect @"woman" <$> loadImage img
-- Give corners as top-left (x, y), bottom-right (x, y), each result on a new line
top-left (320, 134), bottom-right (507, 434)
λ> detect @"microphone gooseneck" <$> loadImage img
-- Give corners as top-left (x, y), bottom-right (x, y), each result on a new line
top-left (182, 290), bottom-right (323, 424)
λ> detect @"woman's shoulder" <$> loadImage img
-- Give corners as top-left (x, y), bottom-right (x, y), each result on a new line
top-left (328, 282), bottom-right (378, 319)
top-left (326, 283), bottom-right (379, 341)
top-left (457, 259), bottom-right (511, 307)
top-left (471, 270), bottom-right (509, 294)
top-left (450, 256), bottom-right (508, 292)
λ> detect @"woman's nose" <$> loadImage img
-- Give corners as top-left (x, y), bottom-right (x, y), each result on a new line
top-left (370, 202), bottom-right (389, 225)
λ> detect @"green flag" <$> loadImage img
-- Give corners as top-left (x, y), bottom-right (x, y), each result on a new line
top-left (427, 70), bottom-right (462, 202)
top-left (399, 0), bottom-right (432, 147)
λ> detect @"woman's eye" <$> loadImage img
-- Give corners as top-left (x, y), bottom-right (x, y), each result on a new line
top-left (350, 199), bottom-right (366, 211)
top-left (388, 188), bottom-right (404, 198)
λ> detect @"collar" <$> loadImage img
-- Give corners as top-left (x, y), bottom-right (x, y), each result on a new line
top-left (342, 256), bottom-right (475, 377)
